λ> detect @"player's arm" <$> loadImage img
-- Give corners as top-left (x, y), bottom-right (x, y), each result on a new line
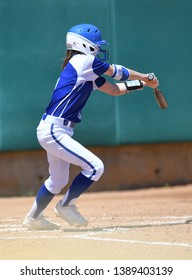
top-left (104, 64), bottom-right (159, 89)
top-left (99, 79), bottom-right (147, 96)
top-left (99, 80), bottom-right (127, 96)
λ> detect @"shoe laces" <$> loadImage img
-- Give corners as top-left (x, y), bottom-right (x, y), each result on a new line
top-left (71, 205), bottom-right (82, 216)
top-left (36, 213), bottom-right (49, 221)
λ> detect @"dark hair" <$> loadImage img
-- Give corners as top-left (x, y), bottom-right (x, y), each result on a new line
top-left (62, 50), bottom-right (84, 69)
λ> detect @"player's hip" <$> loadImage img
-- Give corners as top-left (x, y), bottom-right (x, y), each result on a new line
top-left (37, 119), bottom-right (74, 148)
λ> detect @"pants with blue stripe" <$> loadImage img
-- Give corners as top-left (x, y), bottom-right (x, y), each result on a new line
top-left (37, 119), bottom-right (104, 196)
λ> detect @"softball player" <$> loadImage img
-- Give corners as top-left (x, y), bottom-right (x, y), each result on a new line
top-left (23, 23), bottom-right (158, 230)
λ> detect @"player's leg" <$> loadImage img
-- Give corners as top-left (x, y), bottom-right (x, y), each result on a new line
top-left (22, 184), bottom-right (59, 230)
top-left (29, 122), bottom-right (104, 227)
top-left (23, 155), bottom-right (70, 230)
top-left (27, 184), bottom-right (55, 219)
top-left (44, 124), bottom-right (104, 226)
top-left (54, 172), bottom-right (95, 227)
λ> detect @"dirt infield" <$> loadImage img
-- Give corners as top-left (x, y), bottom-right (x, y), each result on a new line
top-left (0, 185), bottom-right (192, 260)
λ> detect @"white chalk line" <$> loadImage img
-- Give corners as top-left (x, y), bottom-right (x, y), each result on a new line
top-left (1, 232), bottom-right (192, 248)
top-left (1, 216), bottom-right (191, 232)
top-left (1, 216), bottom-right (192, 221)
top-left (0, 219), bottom-right (19, 222)
top-left (0, 216), bottom-right (192, 248)
top-left (70, 235), bottom-right (192, 247)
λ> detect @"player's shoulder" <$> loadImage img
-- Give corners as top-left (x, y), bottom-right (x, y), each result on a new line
top-left (69, 54), bottom-right (93, 70)
top-left (71, 54), bottom-right (108, 65)
top-left (70, 54), bottom-right (109, 75)
top-left (70, 53), bottom-right (92, 62)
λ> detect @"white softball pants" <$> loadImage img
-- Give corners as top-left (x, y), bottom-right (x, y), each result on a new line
top-left (37, 116), bottom-right (104, 195)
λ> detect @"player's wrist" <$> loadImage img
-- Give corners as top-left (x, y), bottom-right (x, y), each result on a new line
top-left (140, 74), bottom-right (150, 83)
top-left (124, 80), bottom-right (143, 94)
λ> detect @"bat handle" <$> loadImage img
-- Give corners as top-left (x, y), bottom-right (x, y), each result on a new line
top-left (147, 73), bottom-right (158, 90)
top-left (147, 73), bottom-right (155, 81)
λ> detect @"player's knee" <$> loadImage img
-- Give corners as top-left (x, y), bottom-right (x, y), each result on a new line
top-left (92, 158), bottom-right (104, 181)
top-left (81, 158), bottom-right (104, 181)
top-left (44, 176), bottom-right (69, 194)
top-left (97, 160), bottom-right (104, 177)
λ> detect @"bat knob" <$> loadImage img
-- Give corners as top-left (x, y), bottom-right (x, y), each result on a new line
top-left (148, 73), bottom-right (155, 81)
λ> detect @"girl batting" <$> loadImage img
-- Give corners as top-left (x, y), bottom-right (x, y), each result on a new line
top-left (23, 23), bottom-right (158, 230)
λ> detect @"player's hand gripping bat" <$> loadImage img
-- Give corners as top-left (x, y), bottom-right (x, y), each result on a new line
top-left (148, 73), bottom-right (168, 110)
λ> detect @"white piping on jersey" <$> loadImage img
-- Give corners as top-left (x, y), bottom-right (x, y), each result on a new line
top-left (54, 77), bottom-right (60, 89)
top-left (51, 92), bottom-right (71, 116)
top-left (59, 98), bottom-right (70, 118)
top-left (57, 82), bottom-right (85, 118)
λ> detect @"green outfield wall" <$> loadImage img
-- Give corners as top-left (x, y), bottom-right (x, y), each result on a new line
top-left (0, 0), bottom-right (192, 151)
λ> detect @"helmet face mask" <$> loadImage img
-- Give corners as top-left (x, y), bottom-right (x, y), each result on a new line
top-left (66, 24), bottom-right (109, 61)
top-left (97, 46), bottom-right (109, 61)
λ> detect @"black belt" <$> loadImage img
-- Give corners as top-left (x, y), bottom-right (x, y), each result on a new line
top-left (63, 119), bottom-right (75, 128)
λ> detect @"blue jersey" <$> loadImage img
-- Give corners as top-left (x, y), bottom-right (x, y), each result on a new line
top-left (45, 54), bottom-right (110, 123)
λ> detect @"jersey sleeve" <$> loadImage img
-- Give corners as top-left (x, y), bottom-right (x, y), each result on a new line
top-left (81, 55), bottom-right (110, 81)
top-left (92, 57), bottom-right (110, 76)
top-left (93, 76), bottom-right (106, 90)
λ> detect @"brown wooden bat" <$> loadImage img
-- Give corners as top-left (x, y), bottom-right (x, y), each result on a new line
top-left (154, 87), bottom-right (168, 109)
top-left (148, 73), bottom-right (168, 110)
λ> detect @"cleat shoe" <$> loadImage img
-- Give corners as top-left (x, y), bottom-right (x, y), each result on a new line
top-left (22, 214), bottom-right (60, 230)
top-left (54, 201), bottom-right (88, 227)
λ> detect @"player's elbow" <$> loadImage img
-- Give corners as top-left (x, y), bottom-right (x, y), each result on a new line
top-left (113, 85), bottom-right (121, 96)
top-left (100, 81), bottom-right (120, 96)
top-left (107, 84), bottom-right (121, 96)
